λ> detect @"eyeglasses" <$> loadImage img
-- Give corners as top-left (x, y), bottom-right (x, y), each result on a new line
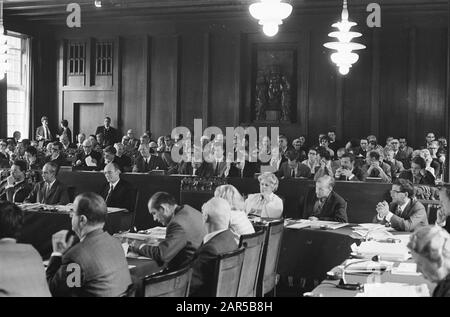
top-left (390, 189), bottom-right (403, 194)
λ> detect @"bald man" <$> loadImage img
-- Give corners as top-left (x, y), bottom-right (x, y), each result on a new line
top-left (190, 197), bottom-right (239, 297)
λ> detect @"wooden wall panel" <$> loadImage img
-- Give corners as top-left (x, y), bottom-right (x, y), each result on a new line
top-left (179, 33), bottom-right (205, 131)
top-left (379, 27), bottom-right (409, 144)
top-left (209, 33), bottom-right (240, 129)
top-left (121, 36), bottom-right (148, 136)
top-left (150, 35), bottom-right (180, 138)
top-left (307, 29), bottom-right (337, 142)
top-left (415, 27), bottom-right (447, 144)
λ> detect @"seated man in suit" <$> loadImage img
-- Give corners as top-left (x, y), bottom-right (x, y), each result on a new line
top-left (373, 179), bottom-right (428, 232)
top-left (24, 162), bottom-right (70, 205)
top-left (101, 162), bottom-right (135, 215)
top-left (46, 192), bottom-right (132, 297)
top-left (113, 143), bottom-right (133, 172)
top-left (0, 160), bottom-right (32, 203)
top-left (335, 153), bottom-right (367, 181)
top-left (398, 156), bottom-right (435, 186)
top-left (0, 201), bottom-right (51, 296)
top-left (35, 116), bottom-right (53, 143)
top-left (132, 144), bottom-right (167, 173)
top-left (45, 141), bottom-right (69, 167)
top-left (100, 146), bottom-right (125, 172)
top-left (129, 192), bottom-right (205, 271)
top-left (300, 175), bottom-right (348, 223)
top-left (190, 197), bottom-right (238, 297)
top-left (73, 140), bottom-right (102, 171)
top-left (95, 117), bottom-right (118, 147)
top-left (362, 151), bottom-right (392, 182)
top-left (275, 149), bottom-right (311, 179)
top-left (171, 155), bottom-right (215, 177)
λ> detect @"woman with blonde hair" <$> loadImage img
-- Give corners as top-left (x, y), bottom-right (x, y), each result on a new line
top-left (244, 172), bottom-right (283, 219)
top-left (214, 185), bottom-right (255, 243)
top-left (408, 225), bottom-right (450, 297)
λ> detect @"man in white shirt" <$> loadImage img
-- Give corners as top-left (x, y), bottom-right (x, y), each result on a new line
top-left (374, 179), bottom-right (428, 232)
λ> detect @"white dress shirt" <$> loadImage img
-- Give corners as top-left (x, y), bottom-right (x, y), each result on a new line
top-left (244, 193), bottom-right (283, 219)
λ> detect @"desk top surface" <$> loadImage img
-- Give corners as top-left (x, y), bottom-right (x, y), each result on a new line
top-left (19, 203), bottom-right (127, 214)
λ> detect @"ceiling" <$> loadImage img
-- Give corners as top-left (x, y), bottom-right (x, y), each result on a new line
top-left (2, 0), bottom-right (448, 24)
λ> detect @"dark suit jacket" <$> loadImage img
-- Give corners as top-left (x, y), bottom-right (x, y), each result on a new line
top-left (45, 154), bottom-right (69, 167)
top-left (300, 189), bottom-right (348, 223)
top-left (276, 161), bottom-right (311, 179)
top-left (73, 150), bottom-right (103, 171)
top-left (171, 161), bottom-right (214, 177)
top-left (132, 154), bottom-right (167, 173)
top-left (337, 166), bottom-right (367, 181)
top-left (228, 161), bottom-right (261, 178)
top-left (373, 199), bottom-right (428, 232)
top-left (211, 161), bottom-right (229, 177)
top-left (398, 170), bottom-right (435, 186)
top-left (36, 125), bottom-right (53, 142)
top-left (115, 155), bottom-right (133, 172)
top-left (101, 179), bottom-right (135, 213)
top-left (433, 275), bottom-right (450, 297)
top-left (2, 180), bottom-right (32, 203)
top-left (95, 126), bottom-right (118, 147)
top-left (24, 180), bottom-right (70, 205)
top-left (134, 205), bottom-right (205, 271)
top-left (0, 240), bottom-right (51, 297)
top-left (190, 229), bottom-right (238, 297)
top-left (46, 229), bottom-right (132, 297)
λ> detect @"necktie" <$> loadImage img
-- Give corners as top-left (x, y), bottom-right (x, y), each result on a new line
top-left (291, 168), bottom-right (295, 178)
top-left (106, 184), bottom-right (113, 203)
top-left (44, 127), bottom-right (48, 140)
top-left (215, 162), bottom-right (219, 175)
top-left (397, 205), bottom-right (403, 217)
top-left (43, 183), bottom-right (50, 203)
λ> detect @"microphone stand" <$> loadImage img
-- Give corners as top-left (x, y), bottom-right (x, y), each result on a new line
top-left (337, 257), bottom-right (384, 291)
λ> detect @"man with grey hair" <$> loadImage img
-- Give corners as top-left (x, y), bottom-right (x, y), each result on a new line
top-left (300, 175), bottom-right (348, 223)
top-left (190, 197), bottom-right (238, 297)
top-left (24, 162), bottom-right (70, 205)
top-left (73, 139), bottom-right (102, 170)
top-left (46, 192), bottom-right (132, 296)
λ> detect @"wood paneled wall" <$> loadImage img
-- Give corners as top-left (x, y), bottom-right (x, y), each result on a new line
top-left (6, 6), bottom-right (448, 150)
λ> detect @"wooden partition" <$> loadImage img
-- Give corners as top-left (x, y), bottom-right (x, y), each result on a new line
top-left (58, 171), bottom-right (392, 229)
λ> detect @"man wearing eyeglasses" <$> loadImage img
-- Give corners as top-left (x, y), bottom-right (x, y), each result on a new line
top-left (374, 179), bottom-right (428, 232)
top-left (73, 140), bottom-right (102, 171)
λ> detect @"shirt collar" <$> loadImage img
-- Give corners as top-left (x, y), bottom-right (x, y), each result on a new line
top-left (47, 179), bottom-right (57, 189)
top-left (399, 198), bottom-right (411, 212)
top-left (203, 229), bottom-right (227, 244)
top-left (110, 179), bottom-right (120, 190)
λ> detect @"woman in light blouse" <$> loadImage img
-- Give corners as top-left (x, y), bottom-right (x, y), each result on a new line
top-left (408, 225), bottom-right (450, 297)
top-left (214, 185), bottom-right (255, 243)
top-left (244, 172), bottom-right (283, 219)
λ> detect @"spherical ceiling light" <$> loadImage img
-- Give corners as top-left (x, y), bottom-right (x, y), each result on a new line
top-left (249, 0), bottom-right (293, 37)
top-left (323, 0), bottom-right (365, 75)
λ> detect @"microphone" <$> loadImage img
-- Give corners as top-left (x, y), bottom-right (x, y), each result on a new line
top-left (336, 256), bottom-right (383, 291)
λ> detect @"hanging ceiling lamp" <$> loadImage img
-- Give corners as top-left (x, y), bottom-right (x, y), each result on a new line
top-left (249, 0), bottom-right (293, 37)
top-left (323, 0), bottom-right (365, 75)
top-left (0, 0), bottom-right (7, 80)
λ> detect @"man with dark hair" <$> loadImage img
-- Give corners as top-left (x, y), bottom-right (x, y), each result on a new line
top-left (0, 160), bottom-right (32, 203)
top-left (374, 179), bottom-right (428, 231)
top-left (327, 130), bottom-right (342, 158)
top-left (46, 192), bottom-right (132, 297)
top-left (335, 153), bottom-right (367, 181)
top-left (101, 146), bottom-right (121, 171)
top-left (36, 116), bottom-right (53, 143)
top-left (24, 146), bottom-right (43, 184)
top-left (24, 162), bottom-right (70, 205)
top-left (362, 150), bottom-right (392, 182)
top-left (133, 144), bottom-right (167, 173)
top-left (101, 163), bottom-right (135, 215)
top-left (313, 149), bottom-right (335, 181)
top-left (319, 135), bottom-right (335, 158)
top-left (129, 192), bottom-right (205, 270)
top-left (397, 137), bottom-right (414, 167)
top-left (399, 156), bottom-right (435, 185)
top-left (0, 201), bottom-right (51, 296)
top-left (299, 175), bottom-right (348, 222)
top-left (276, 149), bottom-right (311, 179)
top-left (58, 119), bottom-right (72, 143)
top-left (45, 141), bottom-right (69, 167)
top-left (95, 117), bottom-right (119, 147)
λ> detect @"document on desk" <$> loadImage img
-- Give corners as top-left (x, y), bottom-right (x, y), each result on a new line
top-left (85, 156), bottom-right (97, 167)
top-left (285, 219), bottom-right (347, 230)
top-left (356, 283), bottom-right (429, 297)
top-left (351, 241), bottom-right (411, 261)
top-left (391, 263), bottom-right (421, 276)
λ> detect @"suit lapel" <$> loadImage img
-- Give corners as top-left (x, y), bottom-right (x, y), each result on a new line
top-left (46, 181), bottom-right (57, 201)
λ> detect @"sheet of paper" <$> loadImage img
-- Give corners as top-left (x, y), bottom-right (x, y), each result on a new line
top-left (356, 282), bottom-right (429, 297)
top-left (352, 241), bottom-right (411, 261)
top-left (391, 263), bottom-right (421, 276)
top-left (85, 155), bottom-right (97, 167)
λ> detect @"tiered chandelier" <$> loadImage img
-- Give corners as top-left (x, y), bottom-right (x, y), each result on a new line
top-left (0, 0), bottom-right (7, 81)
top-left (249, 0), bottom-right (293, 37)
top-left (323, 0), bottom-right (365, 75)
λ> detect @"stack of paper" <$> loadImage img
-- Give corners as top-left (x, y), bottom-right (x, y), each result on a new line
top-left (285, 219), bottom-right (348, 230)
top-left (351, 241), bottom-right (411, 261)
top-left (356, 282), bottom-right (429, 297)
top-left (391, 263), bottom-right (421, 276)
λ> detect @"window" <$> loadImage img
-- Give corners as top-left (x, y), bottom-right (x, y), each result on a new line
top-left (68, 42), bottom-right (86, 75)
top-left (96, 42), bottom-right (113, 75)
top-left (6, 34), bottom-right (30, 138)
